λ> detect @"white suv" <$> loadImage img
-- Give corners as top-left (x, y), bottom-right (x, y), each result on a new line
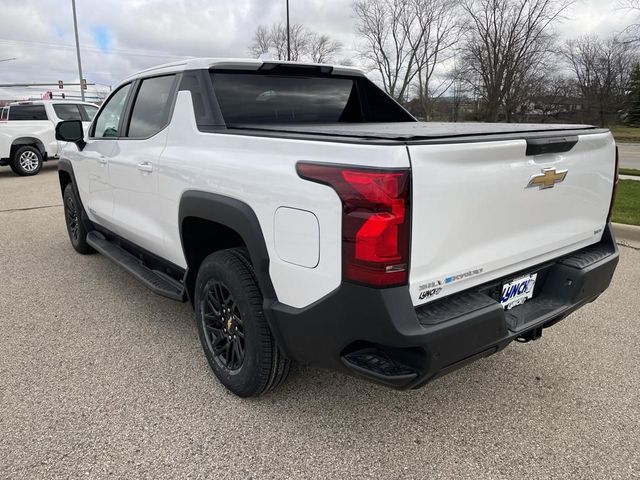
top-left (0, 100), bottom-right (98, 176)
top-left (56, 58), bottom-right (619, 397)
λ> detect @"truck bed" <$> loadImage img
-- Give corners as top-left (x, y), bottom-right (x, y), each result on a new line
top-left (231, 120), bottom-right (616, 308)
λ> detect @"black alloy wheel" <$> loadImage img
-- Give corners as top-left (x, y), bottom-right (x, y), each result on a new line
top-left (194, 249), bottom-right (290, 397)
top-left (202, 281), bottom-right (245, 371)
top-left (62, 183), bottom-right (94, 254)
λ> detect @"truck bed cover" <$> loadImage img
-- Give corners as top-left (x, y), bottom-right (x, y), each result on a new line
top-left (229, 122), bottom-right (606, 143)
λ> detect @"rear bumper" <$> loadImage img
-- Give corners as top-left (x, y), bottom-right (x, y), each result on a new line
top-left (268, 225), bottom-right (619, 389)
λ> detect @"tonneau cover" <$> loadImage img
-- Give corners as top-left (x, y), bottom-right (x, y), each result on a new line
top-left (229, 121), bottom-right (601, 141)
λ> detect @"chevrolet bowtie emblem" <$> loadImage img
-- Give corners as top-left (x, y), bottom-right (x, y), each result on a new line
top-left (527, 167), bottom-right (568, 189)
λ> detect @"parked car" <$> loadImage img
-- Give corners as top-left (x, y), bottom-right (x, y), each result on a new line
top-left (56, 58), bottom-right (619, 397)
top-left (0, 100), bottom-right (98, 176)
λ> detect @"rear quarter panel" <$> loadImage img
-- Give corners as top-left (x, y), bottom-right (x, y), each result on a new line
top-left (0, 120), bottom-right (58, 157)
top-left (160, 91), bottom-right (410, 308)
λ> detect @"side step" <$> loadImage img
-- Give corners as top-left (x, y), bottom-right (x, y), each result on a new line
top-left (86, 231), bottom-right (185, 301)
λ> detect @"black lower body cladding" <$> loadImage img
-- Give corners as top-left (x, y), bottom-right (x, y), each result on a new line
top-left (268, 225), bottom-right (619, 389)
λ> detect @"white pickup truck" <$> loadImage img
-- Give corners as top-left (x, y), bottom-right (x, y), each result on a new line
top-left (55, 58), bottom-right (619, 397)
top-left (0, 100), bottom-right (98, 176)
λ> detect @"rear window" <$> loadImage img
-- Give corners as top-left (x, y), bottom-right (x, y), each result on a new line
top-left (53, 104), bottom-right (82, 121)
top-left (80, 104), bottom-right (99, 121)
top-left (9, 105), bottom-right (47, 121)
top-left (210, 71), bottom-right (413, 126)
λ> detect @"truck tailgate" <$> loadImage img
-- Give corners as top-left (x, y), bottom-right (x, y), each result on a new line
top-left (408, 131), bottom-right (616, 306)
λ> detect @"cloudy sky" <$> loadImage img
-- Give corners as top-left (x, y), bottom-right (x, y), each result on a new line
top-left (0, 0), bottom-right (634, 101)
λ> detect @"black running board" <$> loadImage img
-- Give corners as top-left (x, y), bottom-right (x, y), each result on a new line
top-left (86, 231), bottom-right (185, 301)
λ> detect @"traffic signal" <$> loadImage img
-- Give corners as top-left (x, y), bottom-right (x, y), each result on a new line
top-left (81, 79), bottom-right (87, 90)
top-left (58, 80), bottom-right (64, 89)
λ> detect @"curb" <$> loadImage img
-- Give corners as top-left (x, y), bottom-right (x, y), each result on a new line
top-left (619, 175), bottom-right (640, 182)
top-left (613, 223), bottom-right (640, 246)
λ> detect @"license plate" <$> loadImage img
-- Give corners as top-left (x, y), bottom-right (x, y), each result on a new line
top-left (500, 273), bottom-right (537, 310)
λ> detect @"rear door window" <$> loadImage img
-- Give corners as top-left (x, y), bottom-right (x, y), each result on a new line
top-left (53, 104), bottom-right (82, 121)
top-left (9, 105), bottom-right (48, 120)
top-left (127, 75), bottom-right (176, 138)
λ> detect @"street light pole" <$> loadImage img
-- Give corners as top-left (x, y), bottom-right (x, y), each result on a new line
top-left (71, 0), bottom-right (85, 101)
top-left (286, 0), bottom-right (291, 61)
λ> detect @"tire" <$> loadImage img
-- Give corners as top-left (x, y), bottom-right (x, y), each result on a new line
top-left (11, 145), bottom-right (43, 176)
top-left (195, 248), bottom-right (290, 397)
top-left (63, 183), bottom-right (94, 254)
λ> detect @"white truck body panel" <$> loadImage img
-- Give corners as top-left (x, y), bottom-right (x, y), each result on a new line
top-left (407, 132), bottom-right (616, 306)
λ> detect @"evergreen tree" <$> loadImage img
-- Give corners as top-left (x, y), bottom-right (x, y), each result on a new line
top-left (627, 63), bottom-right (640, 125)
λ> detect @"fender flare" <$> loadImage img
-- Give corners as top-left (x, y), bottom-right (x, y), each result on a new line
top-left (11, 136), bottom-right (47, 158)
top-left (178, 191), bottom-right (277, 303)
top-left (57, 158), bottom-right (92, 230)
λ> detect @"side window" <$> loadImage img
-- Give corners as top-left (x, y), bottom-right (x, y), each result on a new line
top-left (53, 104), bottom-right (82, 121)
top-left (9, 105), bottom-right (48, 120)
top-left (127, 75), bottom-right (176, 138)
top-left (80, 105), bottom-right (99, 121)
top-left (92, 84), bottom-right (132, 138)
top-left (179, 70), bottom-right (224, 130)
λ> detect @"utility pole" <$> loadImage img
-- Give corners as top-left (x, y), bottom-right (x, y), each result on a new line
top-left (286, 0), bottom-right (291, 61)
top-left (71, 0), bottom-right (85, 101)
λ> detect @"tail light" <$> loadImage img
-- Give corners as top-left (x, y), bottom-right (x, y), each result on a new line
top-left (607, 146), bottom-right (620, 223)
top-left (297, 162), bottom-right (411, 287)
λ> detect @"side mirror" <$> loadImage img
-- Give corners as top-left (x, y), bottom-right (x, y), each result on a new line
top-left (55, 120), bottom-right (86, 151)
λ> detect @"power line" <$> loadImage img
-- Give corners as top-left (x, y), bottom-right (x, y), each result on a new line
top-left (0, 82), bottom-right (95, 87)
top-left (0, 37), bottom-right (190, 59)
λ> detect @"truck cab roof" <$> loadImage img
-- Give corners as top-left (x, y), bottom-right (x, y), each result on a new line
top-left (9, 100), bottom-right (98, 107)
top-left (123, 57), bottom-right (365, 81)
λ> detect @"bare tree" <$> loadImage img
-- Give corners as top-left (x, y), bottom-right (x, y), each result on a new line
top-left (531, 76), bottom-right (579, 122)
top-left (249, 23), bottom-right (339, 62)
top-left (562, 35), bottom-right (637, 125)
top-left (249, 25), bottom-right (271, 58)
top-left (309, 34), bottom-right (342, 63)
top-left (268, 23), bottom-right (290, 60)
top-left (353, 0), bottom-right (459, 104)
top-left (617, 0), bottom-right (640, 44)
top-left (353, 0), bottom-right (422, 102)
top-left (461, 0), bottom-right (572, 121)
top-left (411, 0), bottom-right (461, 118)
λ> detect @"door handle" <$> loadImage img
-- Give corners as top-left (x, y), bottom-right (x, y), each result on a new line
top-left (137, 162), bottom-right (153, 173)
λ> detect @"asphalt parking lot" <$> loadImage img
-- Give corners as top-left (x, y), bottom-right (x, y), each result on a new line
top-left (1, 163), bottom-right (639, 479)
